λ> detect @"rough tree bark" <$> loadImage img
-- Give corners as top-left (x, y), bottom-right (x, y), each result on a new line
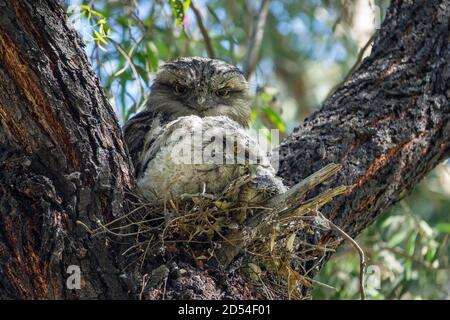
top-left (0, 0), bottom-right (133, 299)
top-left (0, 0), bottom-right (448, 299)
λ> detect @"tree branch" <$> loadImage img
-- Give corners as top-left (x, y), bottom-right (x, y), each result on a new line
top-left (190, 1), bottom-right (216, 59)
top-left (243, 0), bottom-right (270, 79)
top-left (277, 0), bottom-right (450, 295)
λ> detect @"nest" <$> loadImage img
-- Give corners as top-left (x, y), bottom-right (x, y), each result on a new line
top-left (79, 163), bottom-right (351, 299)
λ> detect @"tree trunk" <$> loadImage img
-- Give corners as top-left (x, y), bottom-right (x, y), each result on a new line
top-left (0, 0), bottom-right (133, 299)
top-left (0, 0), bottom-right (448, 299)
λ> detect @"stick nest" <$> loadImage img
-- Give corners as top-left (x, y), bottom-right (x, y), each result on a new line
top-left (79, 163), bottom-right (351, 299)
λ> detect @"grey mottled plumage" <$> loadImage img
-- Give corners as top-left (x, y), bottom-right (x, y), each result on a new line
top-left (123, 57), bottom-right (286, 203)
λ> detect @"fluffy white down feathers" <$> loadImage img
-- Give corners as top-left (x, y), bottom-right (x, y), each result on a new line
top-left (137, 115), bottom-right (283, 202)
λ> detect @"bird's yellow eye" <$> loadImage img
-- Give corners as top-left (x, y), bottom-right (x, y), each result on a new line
top-left (174, 83), bottom-right (187, 95)
top-left (217, 88), bottom-right (230, 97)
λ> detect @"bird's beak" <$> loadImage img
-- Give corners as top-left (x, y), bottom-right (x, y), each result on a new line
top-left (197, 96), bottom-right (206, 105)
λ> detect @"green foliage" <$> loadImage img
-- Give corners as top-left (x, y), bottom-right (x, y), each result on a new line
top-left (80, 4), bottom-right (112, 50)
top-left (67, 0), bottom-right (449, 299)
top-left (170, 0), bottom-right (191, 26)
top-left (68, 0), bottom-right (375, 127)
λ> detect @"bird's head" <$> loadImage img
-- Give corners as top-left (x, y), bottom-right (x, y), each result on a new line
top-left (147, 57), bottom-right (251, 128)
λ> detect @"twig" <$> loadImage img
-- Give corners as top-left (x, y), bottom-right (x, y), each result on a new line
top-left (317, 212), bottom-right (366, 300)
top-left (139, 274), bottom-right (150, 300)
top-left (309, 278), bottom-right (337, 291)
top-left (180, 192), bottom-right (216, 200)
top-left (110, 38), bottom-right (145, 109)
top-left (215, 164), bottom-right (346, 267)
top-left (75, 203), bottom-right (155, 236)
top-left (268, 163), bottom-right (343, 210)
top-left (162, 275), bottom-right (168, 300)
top-left (244, 0), bottom-right (270, 78)
top-left (345, 33), bottom-right (376, 81)
top-left (76, 220), bottom-right (94, 234)
top-left (190, 1), bottom-right (215, 59)
top-left (277, 185), bottom-right (350, 222)
top-left (326, 33), bottom-right (376, 100)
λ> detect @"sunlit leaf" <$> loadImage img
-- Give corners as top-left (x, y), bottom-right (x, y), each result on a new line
top-left (170, 0), bottom-right (191, 26)
top-left (146, 41), bottom-right (159, 72)
top-left (263, 107), bottom-right (286, 132)
top-left (418, 220), bottom-right (433, 237)
top-left (386, 230), bottom-right (408, 247)
top-left (435, 223), bottom-right (450, 234)
top-left (93, 29), bottom-right (108, 45)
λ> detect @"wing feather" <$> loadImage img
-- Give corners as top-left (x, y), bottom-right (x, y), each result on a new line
top-left (122, 110), bottom-right (157, 176)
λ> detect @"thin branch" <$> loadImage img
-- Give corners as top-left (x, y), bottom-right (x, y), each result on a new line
top-left (215, 164), bottom-right (347, 268)
top-left (110, 38), bottom-right (145, 109)
top-left (190, 1), bottom-right (216, 59)
top-left (317, 212), bottom-right (367, 300)
top-left (244, 0), bottom-right (270, 79)
top-left (326, 33), bottom-right (376, 100)
top-left (345, 32), bottom-right (376, 81)
top-left (268, 163), bottom-right (342, 210)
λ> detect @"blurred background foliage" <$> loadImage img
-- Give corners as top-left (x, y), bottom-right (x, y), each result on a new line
top-left (67, 0), bottom-right (449, 299)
